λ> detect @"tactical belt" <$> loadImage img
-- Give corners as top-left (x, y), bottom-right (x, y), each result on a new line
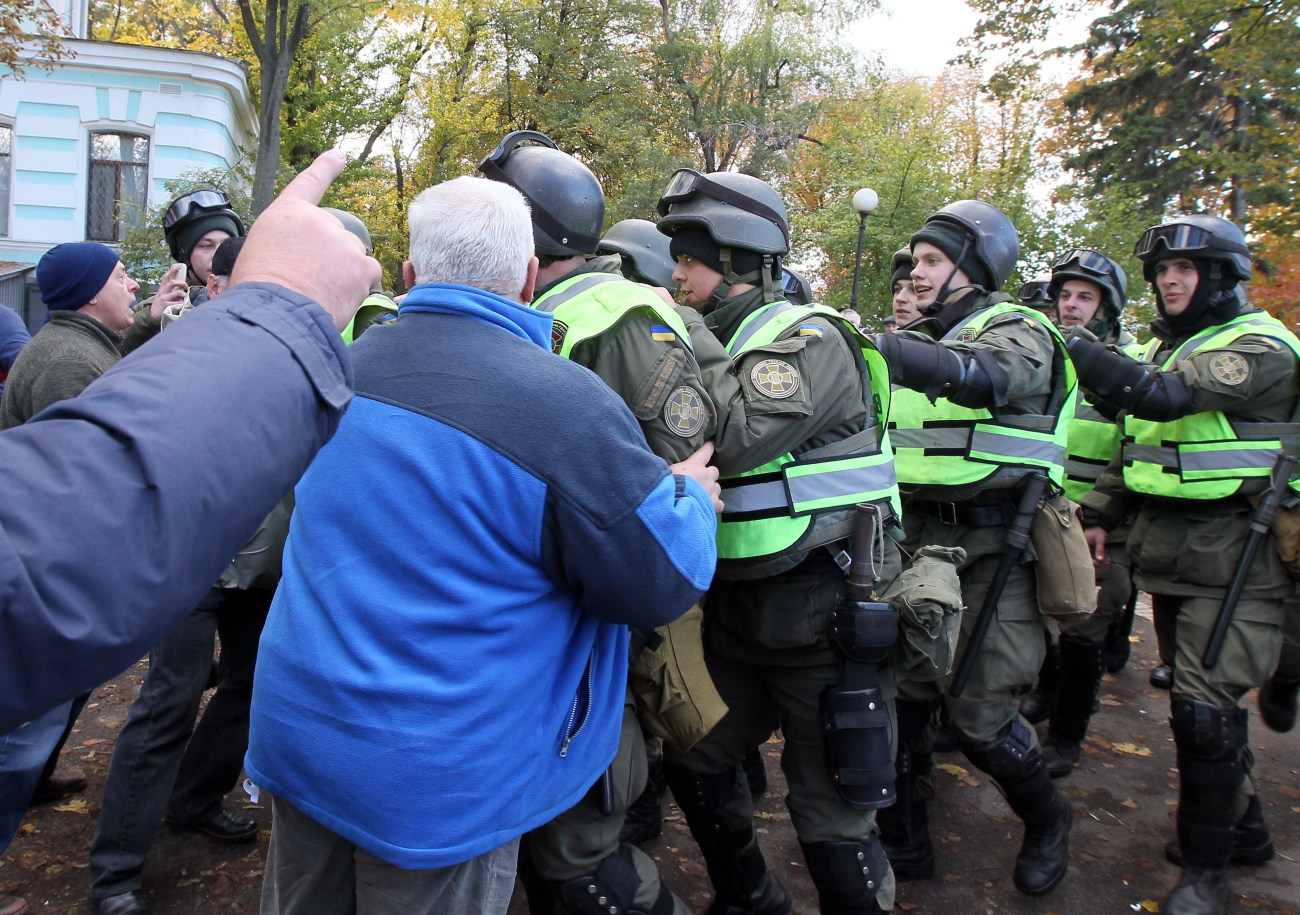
top-left (908, 497), bottom-right (1013, 527)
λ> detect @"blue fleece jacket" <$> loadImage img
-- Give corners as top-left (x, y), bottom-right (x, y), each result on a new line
top-left (246, 283), bottom-right (716, 869)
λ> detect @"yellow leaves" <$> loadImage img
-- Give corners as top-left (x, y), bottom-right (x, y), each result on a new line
top-left (936, 762), bottom-right (981, 787)
top-left (1131, 901), bottom-right (1161, 912)
top-left (1112, 742), bottom-right (1153, 757)
top-left (1121, 798), bottom-right (1139, 809)
top-left (53, 798), bottom-right (90, 815)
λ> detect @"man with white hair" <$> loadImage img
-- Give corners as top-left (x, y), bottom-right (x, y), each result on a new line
top-left (245, 175), bottom-right (721, 915)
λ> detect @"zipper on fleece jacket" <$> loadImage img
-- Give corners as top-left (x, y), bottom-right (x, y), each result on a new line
top-left (558, 647), bottom-right (596, 758)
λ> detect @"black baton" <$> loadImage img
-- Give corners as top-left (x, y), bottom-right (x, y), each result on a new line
top-left (1203, 452), bottom-right (1297, 669)
top-left (949, 472), bottom-right (1050, 698)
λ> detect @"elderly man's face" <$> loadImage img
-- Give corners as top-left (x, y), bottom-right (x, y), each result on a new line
top-left (89, 261), bottom-right (140, 332)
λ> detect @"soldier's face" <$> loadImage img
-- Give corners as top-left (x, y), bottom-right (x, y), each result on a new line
top-left (892, 280), bottom-right (922, 326)
top-left (1155, 258), bottom-right (1198, 315)
top-left (188, 230), bottom-right (232, 284)
top-left (910, 242), bottom-right (968, 309)
top-left (1056, 279), bottom-right (1102, 327)
top-left (673, 254), bottom-right (724, 306)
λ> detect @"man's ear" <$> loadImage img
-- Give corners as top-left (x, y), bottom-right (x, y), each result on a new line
top-left (521, 256), bottom-right (539, 304)
top-left (401, 261), bottom-right (417, 289)
top-left (206, 274), bottom-right (222, 299)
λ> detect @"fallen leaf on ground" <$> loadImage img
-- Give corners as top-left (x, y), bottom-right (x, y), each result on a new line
top-left (1112, 742), bottom-right (1153, 757)
top-left (51, 799), bottom-right (89, 815)
top-left (936, 763), bottom-right (969, 777)
top-left (1131, 900), bottom-right (1160, 912)
top-left (1122, 798), bottom-right (1139, 809)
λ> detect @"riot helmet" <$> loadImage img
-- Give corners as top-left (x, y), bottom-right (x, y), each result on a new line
top-left (1049, 248), bottom-right (1127, 336)
top-left (163, 188), bottom-right (245, 266)
top-left (478, 131), bottom-right (605, 258)
top-left (656, 169), bottom-right (789, 306)
top-left (1017, 279), bottom-right (1052, 309)
top-left (598, 219), bottom-right (677, 290)
top-left (1133, 215), bottom-right (1250, 332)
top-left (910, 200), bottom-right (1019, 304)
top-left (323, 208), bottom-right (374, 256)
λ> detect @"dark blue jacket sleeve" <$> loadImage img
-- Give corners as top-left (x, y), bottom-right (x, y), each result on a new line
top-left (0, 306), bottom-right (30, 373)
top-left (0, 282), bottom-right (351, 732)
top-left (539, 380), bottom-right (717, 630)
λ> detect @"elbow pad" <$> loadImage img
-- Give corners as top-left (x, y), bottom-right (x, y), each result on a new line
top-left (1067, 337), bottom-right (1194, 421)
top-left (876, 333), bottom-right (1004, 408)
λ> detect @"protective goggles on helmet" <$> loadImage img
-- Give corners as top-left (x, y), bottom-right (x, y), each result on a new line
top-left (163, 189), bottom-right (234, 230)
top-left (1052, 248), bottom-right (1115, 278)
top-left (656, 169), bottom-right (789, 246)
top-left (1017, 280), bottom-right (1052, 304)
top-left (1133, 223), bottom-right (1248, 259)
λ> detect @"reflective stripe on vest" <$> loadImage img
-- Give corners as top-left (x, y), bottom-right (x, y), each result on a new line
top-left (717, 304), bottom-right (899, 561)
top-left (1063, 336), bottom-right (1144, 501)
top-left (535, 272), bottom-right (691, 358)
top-left (888, 302), bottom-right (1076, 489)
top-left (1122, 312), bottom-right (1300, 499)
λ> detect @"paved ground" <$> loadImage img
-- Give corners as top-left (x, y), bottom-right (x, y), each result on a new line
top-left (4, 607), bottom-right (1297, 914)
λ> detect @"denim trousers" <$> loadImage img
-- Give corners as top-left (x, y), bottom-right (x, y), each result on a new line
top-left (88, 586), bottom-right (271, 898)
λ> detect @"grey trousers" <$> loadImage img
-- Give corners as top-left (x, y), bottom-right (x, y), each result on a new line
top-left (260, 796), bottom-right (520, 915)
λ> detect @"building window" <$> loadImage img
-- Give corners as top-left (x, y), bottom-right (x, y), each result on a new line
top-left (87, 132), bottom-right (149, 242)
top-left (0, 125), bottom-right (11, 237)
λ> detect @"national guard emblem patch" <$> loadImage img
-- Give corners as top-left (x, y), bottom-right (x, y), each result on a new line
top-left (1209, 352), bottom-right (1249, 386)
top-left (750, 359), bottom-right (801, 399)
top-left (955, 328), bottom-right (978, 342)
top-left (550, 319), bottom-right (569, 354)
top-left (664, 386), bottom-right (708, 437)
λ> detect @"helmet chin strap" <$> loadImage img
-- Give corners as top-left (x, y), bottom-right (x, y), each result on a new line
top-left (921, 236), bottom-right (973, 316)
top-left (707, 246), bottom-right (767, 310)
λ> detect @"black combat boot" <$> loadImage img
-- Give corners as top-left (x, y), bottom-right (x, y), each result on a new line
top-left (963, 719), bottom-right (1071, 897)
top-left (1165, 795), bottom-right (1274, 867)
top-left (1043, 635), bottom-right (1105, 778)
top-left (1150, 662), bottom-right (1174, 690)
top-left (801, 839), bottom-right (889, 914)
top-left (1163, 698), bottom-right (1248, 915)
top-left (663, 763), bottom-right (792, 915)
top-left (1257, 673), bottom-right (1299, 734)
top-left (620, 756), bottom-right (667, 846)
top-left (876, 699), bottom-right (935, 879)
top-left (1019, 631), bottom-right (1059, 725)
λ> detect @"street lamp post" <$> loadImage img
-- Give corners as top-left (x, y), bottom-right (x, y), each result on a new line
top-left (849, 187), bottom-right (878, 314)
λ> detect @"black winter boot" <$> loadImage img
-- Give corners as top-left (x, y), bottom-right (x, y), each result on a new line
top-left (1163, 698), bottom-right (1248, 915)
top-left (963, 719), bottom-right (1071, 897)
top-left (1043, 635), bottom-right (1105, 778)
top-left (1258, 674), bottom-right (1299, 734)
top-left (801, 839), bottom-right (889, 914)
top-left (662, 764), bottom-right (791, 915)
top-left (1019, 630), bottom-right (1059, 725)
top-left (620, 756), bottom-right (666, 846)
top-left (876, 699), bottom-right (935, 879)
top-left (1150, 662), bottom-right (1174, 690)
top-left (1165, 794), bottom-right (1274, 867)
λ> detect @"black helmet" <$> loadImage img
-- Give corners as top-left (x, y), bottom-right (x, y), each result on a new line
top-left (162, 188), bottom-right (245, 263)
top-left (655, 169), bottom-right (788, 256)
top-left (782, 268), bottom-right (813, 306)
top-left (598, 219), bottom-right (676, 290)
top-left (912, 200), bottom-right (1020, 291)
top-left (478, 131), bottom-right (604, 257)
top-left (1133, 215), bottom-right (1251, 283)
top-left (323, 208), bottom-right (373, 256)
top-left (1017, 279), bottom-right (1053, 308)
top-left (1048, 248), bottom-right (1127, 323)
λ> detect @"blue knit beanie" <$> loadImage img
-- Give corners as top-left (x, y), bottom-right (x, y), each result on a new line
top-left (37, 242), bottom-right (121, 311)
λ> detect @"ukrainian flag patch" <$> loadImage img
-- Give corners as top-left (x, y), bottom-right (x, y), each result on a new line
top-left (798, 324), bottom-right (824, 337)
top-left (651, 324), bottom-right (676, 342)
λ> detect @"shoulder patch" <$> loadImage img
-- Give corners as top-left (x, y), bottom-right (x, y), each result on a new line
top-left (797, 323), bottom-right (824, 337)
top-left (750, 358), bottom-right (801, 399)
top-left (1208, 351), bottom-right (1249, 386)
top-left (550, 318), bottom-right (569, 354)
top-left (955, 327), bottom-right (978, 343)
top-left (663, 385), bottom-right (708, 438)
top-left (650, 323), bottom-right (677, 342)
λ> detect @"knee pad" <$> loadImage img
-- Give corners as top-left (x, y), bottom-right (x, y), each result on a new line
top-left (557, 845), bottom-right (675, 915)
top-left (801, 837), bottom-right (890, 909)
top-left (1170, 697), bottom-right (1248, 760)
top-left (820, 682), bottom-right (895, 809)
top-left (961, 716), bottom-right (1040, 782)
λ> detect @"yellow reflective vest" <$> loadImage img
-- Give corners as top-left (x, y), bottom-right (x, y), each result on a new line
top-left (717, 303), bottom-right (900, 562)
top-left (535, 272), bottom-right (691, 358)
top-left (890, 302), bottom-right (1076, 490)
top-left (1122, 313), bottom-right (1300, 500)
top-left (1063, 334), bottom-right (1143, 502)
